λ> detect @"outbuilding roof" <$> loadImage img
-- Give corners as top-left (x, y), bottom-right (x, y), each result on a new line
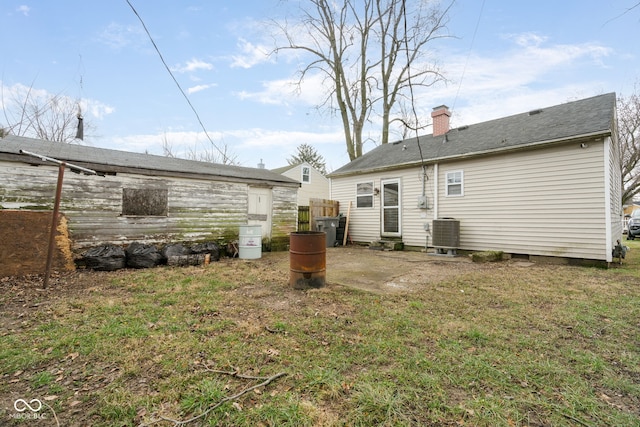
top-left (329, 92), bottom-right (617, 177)
top-left (0, 135), bottom-right (299, 187)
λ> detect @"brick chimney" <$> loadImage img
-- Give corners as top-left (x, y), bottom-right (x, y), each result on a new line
top-left (431, 105), bottom-right (451, 137)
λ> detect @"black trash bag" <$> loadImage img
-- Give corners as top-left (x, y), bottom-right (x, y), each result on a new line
top-left (190, 241), bottom-right (221, 262)
top-left (81, 245), bottom-right (126, 271)
top-left (126, 242), bottom-right (163, 269)
top-left (161, 243), bottom-right (192, 262)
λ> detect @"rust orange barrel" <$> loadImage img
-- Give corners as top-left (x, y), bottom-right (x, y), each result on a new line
top-left (289, 231), bottom-right (326, 289)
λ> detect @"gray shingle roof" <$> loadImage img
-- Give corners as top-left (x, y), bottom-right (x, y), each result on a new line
top-left (329, 92), bottom-right (616, 177)
top-left (0, 135), bottom-right (299, 186)
top-left (271, 163), bottom-right (299, 174)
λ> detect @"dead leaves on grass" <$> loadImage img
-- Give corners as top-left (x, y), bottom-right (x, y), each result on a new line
top-left (140, 368), bottom-right (287, 426)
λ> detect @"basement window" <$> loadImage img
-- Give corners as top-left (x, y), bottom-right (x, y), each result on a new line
top-left (356, 182), bottom-right (374, 208)
top-left (122, 188), bottom-right (168, 216)
top-left (446, 171), bottom-right (464, 197)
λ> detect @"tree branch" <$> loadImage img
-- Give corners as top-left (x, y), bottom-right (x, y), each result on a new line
top-left (140, 370), bottom-right (287, 427)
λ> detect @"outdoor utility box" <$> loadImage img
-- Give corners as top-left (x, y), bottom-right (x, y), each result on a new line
top-left (432, 218), bottom-right (460, 255)
top-left (315, 216), bottom-right (339, 247)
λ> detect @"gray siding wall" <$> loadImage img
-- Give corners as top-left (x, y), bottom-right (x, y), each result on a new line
top-left (0, 162), bottom-right (297, 252)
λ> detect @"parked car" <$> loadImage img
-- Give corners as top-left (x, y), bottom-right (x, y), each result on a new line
top-left (623, 214), bottom-right (630, 234)
top-left (627, 210), bottom-right (640, 240)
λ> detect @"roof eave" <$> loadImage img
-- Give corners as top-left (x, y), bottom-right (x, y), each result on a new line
top-left (0, 152), bottom-right (300, 187)
top-left (329, 130), bottom-right (612, 178)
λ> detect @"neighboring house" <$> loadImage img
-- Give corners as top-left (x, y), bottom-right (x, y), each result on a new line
top-left (329, 93), bottom-right (622, 263)
top-left (0, 135), bottom-right (300, 253)
top-left (623, 203), bottom-right (640, 218)
top-left (272, 162), bottom-right (330, 206)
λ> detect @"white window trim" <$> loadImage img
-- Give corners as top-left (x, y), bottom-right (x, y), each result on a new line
top-left (381, 178), bottom-right (401, 237)
top-left (446, 170), bottom-right (464, 197)
top-left (356, 181), bottom-right (375, 208)
top-left (301, 166), bottom-right (311, 184)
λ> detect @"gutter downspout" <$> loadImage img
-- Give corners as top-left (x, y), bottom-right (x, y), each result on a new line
top-left (604, 136), bottom-right (613, 263)
top-left (433, 163), bottom-right (439, 220)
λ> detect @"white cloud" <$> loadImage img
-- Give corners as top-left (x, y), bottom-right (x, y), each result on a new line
top-left (172, 58), bottom-right (214, 73)
top-left (107, 130), bottom-right (231, 164)
top-left (98, 22), bottom-right (146, 50)
top-left (16, 5), bottom-right (30, 16)
top-left (187, 83), bottom-right (217, 94)
top-left (236, 79), bottom-right (295, 105)
top-left (236, 73), bottom-right (327, 107)
top-left (105, 127), bottom-right (345, 169)
top-left (508, 32), bottom-right (548, 48)
top-left (230, 38), bottom-right (273, 69)
top-left (84, 100), bottom-right (115, 120)
top-left (0, 82), bottom-right (115, 126)
top-left (229, 128), bottom-right (343, 149)
top-left (413, 33), bottom-right (613, 125)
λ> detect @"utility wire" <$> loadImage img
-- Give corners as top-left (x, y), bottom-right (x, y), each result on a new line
top-left (451, 0), bottom-right (485, 113)
top-left (401, 0), bottom-right (425, 164)
top-left (125, 0), bottom-right (229, 163)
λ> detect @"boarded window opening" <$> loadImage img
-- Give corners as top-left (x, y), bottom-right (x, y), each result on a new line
top-left (122, 188), bottom-right (168, 216)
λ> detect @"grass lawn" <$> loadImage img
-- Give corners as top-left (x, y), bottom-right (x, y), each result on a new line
top-left (1, 241), bottom-right (639, 426)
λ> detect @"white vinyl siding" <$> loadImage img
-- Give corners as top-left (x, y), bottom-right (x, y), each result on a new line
top-left (331, 138), bottom-right (620, 260)
top-left (331, 168), bottom-right (435, 247)
top-left (437, 140), bottom-right (607, 260)
top-left (331, 138), bottom-right (613, 260)
top-left (397, 167), bottom-right (436, 247)
top-left (331, 175), bottom-right (380, 243)
top-left (280, 163), bottom-right (330, 206)
top-left (606, 134), bottom-right (623, 261)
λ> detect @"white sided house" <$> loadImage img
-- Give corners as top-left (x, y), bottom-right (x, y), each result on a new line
top-left (0, 135), bottom-right (300, 253)
top-left (329, 93), bottom-right (622, 263)
top-left (272, 162), bottom-right (330, 206)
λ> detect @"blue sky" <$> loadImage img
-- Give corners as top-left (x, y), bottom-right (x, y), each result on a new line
top-left (1, 1), bottom-right (639, 172)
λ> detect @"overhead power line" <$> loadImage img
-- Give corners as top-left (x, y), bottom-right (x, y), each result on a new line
top-left (452, 0), bottom-right (486, 112)
top-left (125, 0), bottom-right (229, 163)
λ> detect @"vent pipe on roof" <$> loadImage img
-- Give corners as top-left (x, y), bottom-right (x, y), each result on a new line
top-left (431, 105), bottom-right (451, 137)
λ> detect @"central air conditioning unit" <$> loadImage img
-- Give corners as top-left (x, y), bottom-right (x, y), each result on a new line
top-left (432, 218), bottom-right (460, 254)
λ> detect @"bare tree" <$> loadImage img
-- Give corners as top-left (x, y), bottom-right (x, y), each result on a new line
top-left (1, 83), bottom-right (86, 143)
top-left (185, 143), bottom-right (238, 165)
top-left (161, 132), bottom-right (238, 165)
top-left (274, 0), bottom-right (452, 160)
top-left (618, 91), bottom-right (640, 205)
